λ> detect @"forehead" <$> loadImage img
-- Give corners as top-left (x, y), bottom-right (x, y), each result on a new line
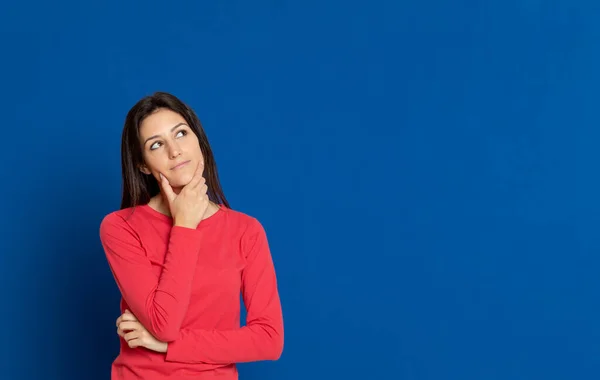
top-left (139, 108), bottom-right (187, 137)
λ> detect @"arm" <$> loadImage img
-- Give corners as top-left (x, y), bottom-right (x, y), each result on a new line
top-left (164, 218), bottom-right (284, 364)
top-left (99, 213), bottom-right (204, 342)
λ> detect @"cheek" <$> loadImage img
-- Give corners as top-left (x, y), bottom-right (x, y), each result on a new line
top-left (141, 155), bottom-right (164, 175)
top-left (183, 136), bottom-right (203, 159)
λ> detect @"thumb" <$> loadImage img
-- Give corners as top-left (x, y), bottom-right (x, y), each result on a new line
top-left (159, 173), bottom-right (176, 202)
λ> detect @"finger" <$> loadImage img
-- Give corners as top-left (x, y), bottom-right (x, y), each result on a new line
top-left (122, 310), bottom-right (138, 320)
top-left (124, 330), bottom-right (140, 342)
top-left (117, 325), bottom-right (130, 338)
top-left (192, 160), bottom-right (205, 182)
top-left (127, 338), bottom-right (141, 348)
top-left (120, 314), bottom-right (137, 323)
top-left (117, 309), bottom-right (133, 324)
top-left (118, 321), bottom-right (141, 332)
top-left (124, 309), bottom-right (137, 318)
top-left (190, 177), bottom-right (206, 191)
top-left (158, 173), bottom-right (176, 201)
top-left (187, 163), bottom-right (205, 188)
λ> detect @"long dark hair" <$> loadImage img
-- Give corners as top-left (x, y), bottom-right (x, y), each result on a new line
top-left (119, 91), bottom-right (229, 210)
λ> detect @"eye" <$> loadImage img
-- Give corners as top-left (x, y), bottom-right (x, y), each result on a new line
top-left (150, 141), bottom-right (162, 150)
top-left (176, 129), bottom-right (187, 138)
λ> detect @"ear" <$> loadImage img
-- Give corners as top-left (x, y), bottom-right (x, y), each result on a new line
top-left (139, 164), bottom-right (151, 175)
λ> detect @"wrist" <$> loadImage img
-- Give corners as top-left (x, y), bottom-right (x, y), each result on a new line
top-left (159, 342), bottom-right (168, 353)
top-left (173, 219), bottom-right (197, 229)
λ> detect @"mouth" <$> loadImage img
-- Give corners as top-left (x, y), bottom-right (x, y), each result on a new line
top-left (170, 160), bottom-right (191, 170)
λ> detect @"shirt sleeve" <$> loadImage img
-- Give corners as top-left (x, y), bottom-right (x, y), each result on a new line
top-left (99, 212), bottom-right (204, 342)
top-left (164, 218), bottom-right (284, 364)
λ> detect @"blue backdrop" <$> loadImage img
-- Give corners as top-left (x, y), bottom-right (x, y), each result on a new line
top-left (1, 1), bottom-right (599, 379)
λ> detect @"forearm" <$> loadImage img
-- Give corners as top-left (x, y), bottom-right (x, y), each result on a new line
top-left (140, 226), bottom-right (202, 341)
top-left (164, 323), bottom-right (284, 364)
top-left (101, 220), bottom-right (204, 342)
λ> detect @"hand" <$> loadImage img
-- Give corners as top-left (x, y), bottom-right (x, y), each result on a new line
top-left (159, 161), bottom-right (209, 229)
top-left (116, 309), bottom-right (168, 353)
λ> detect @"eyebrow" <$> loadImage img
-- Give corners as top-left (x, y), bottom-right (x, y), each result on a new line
top-left (143, 123), bottom-right (188, 146)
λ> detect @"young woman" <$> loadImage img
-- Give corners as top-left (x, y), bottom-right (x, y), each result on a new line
top-left (99, 92), bottom-right (284, 380)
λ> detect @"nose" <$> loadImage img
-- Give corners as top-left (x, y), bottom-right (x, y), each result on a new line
top-left (168, 142), bottom-right (182, 159)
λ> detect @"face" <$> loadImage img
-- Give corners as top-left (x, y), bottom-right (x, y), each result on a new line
top-left (138, 108), bottom-right (203, 189)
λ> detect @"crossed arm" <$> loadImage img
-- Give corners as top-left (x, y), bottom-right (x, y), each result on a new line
top-left (100, 214), bottom-right (284, 364)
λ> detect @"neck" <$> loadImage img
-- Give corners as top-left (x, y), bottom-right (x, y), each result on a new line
top-left (149, 191), bottom-right (219, 219)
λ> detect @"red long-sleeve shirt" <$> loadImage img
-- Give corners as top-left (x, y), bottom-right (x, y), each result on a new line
top-left (99, 203), bottom-right (284, 379)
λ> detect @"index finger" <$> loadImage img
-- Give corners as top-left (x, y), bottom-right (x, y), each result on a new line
top-left (120, 313), bottom-right (138, 322)
top-left (118, 321), bottom-right (141, 331)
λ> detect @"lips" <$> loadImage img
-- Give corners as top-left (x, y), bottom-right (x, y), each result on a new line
top-left (171, 160), bottom-right (190, 170)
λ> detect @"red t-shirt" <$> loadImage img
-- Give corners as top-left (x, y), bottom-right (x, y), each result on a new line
top-left (99, 203), bottom-right (284, 379)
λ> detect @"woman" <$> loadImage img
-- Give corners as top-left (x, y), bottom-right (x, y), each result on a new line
top-left (99, 92), bottom-right (284, 380)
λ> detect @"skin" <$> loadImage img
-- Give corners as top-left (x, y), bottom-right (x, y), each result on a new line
top-left (117, 310), bottom-right (167, 352)
top-left (138, 107), bottom-right (220, 222)
top-left (117, 108), bottom-right (221, 352)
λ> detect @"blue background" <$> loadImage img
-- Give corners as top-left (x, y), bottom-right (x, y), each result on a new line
top-left (1, 0), bottom-right (599, 379)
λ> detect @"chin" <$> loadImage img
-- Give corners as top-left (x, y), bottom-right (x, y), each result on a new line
top-left (168, 172), bottom-right (194, 188)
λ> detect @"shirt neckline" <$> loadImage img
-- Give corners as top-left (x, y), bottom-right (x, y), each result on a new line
top-left (138, 202), bottom-right (226, 228)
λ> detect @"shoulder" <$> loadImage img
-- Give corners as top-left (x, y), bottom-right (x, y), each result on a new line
top-left (222, 206), bottom-right (265, 234)
top-left (100, 207), bottom-right (135, 227)
top-left (223, 207), bottom-right (270, 254)
top-left (99, 207), bottom-right (140, 240)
